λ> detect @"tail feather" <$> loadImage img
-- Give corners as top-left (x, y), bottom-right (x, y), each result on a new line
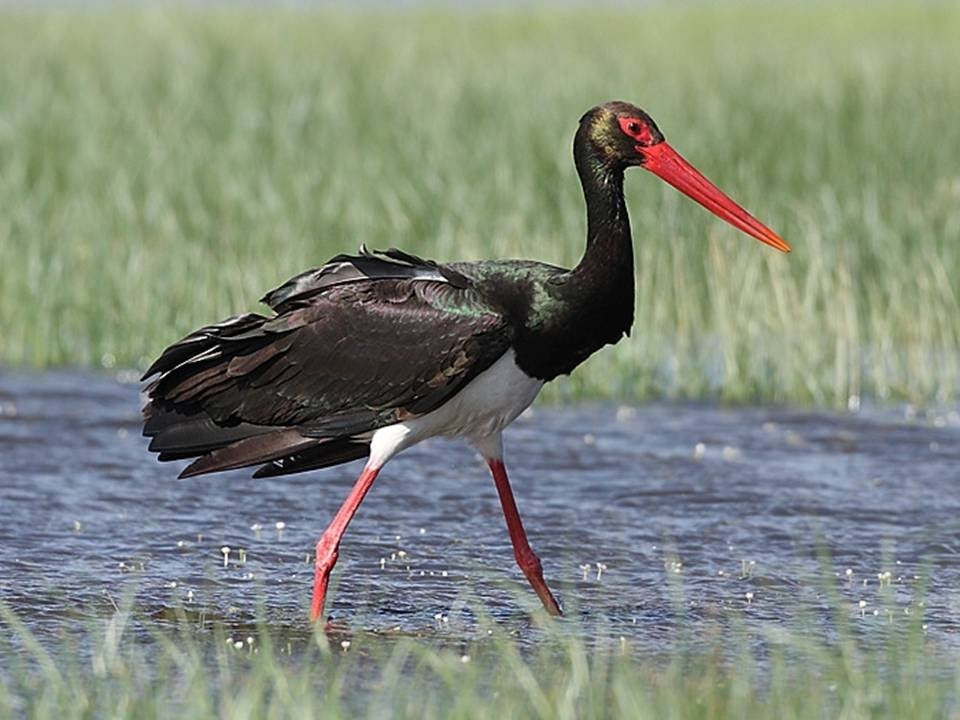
top-left (143, 310), bottom-right (376, 479)
top-left (145, 403), bottom-right (372, 479)
top-left (252, 440), bottom-right (370, 478)
top-left (146, 413), bottom-right (274, 457)
top-left (178, 429), bottom-right (318, 478)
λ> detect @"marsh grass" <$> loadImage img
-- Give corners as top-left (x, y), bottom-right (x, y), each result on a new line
top-left (1, 587), bottom-right (957, 720)
top-left (1, 4), bottom-right (959, 406)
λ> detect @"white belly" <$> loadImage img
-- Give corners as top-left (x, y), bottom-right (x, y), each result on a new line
top-left (367, 348), bottom-right (542, 467)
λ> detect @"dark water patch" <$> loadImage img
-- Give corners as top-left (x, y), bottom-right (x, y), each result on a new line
top-left (1, 370), bottom-right (959, 657)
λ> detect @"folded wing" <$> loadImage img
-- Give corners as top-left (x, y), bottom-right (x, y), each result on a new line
top-left (142, 248), bottom-right (510, 478)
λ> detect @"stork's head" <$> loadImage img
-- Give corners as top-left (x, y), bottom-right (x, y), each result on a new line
top-left (578, 101), bottom-right (790, 253)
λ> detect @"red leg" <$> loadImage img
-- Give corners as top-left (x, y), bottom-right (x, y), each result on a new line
top-left (487, 459), bottom-right (562, 616)
top-left (311, 464), bottom-right (381, 622)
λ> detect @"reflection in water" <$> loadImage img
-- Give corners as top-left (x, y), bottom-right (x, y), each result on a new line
top-left (1, 371), bottom-right (958, 651)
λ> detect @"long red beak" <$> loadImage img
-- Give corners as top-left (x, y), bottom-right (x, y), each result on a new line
top-left (640, 142), bottom-right (791, 253)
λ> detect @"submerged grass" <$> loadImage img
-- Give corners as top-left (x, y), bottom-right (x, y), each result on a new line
top-left (1, 593), bottom-right (957, 719)
top-left (1, 4), bottom-right (959, 405)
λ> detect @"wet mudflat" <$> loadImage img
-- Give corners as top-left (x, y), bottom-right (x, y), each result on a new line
top-left (1, 371), bottom-right (959, 654)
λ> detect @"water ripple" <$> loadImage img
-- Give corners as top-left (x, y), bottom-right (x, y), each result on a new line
top-left (1, 371), bottom-right (958, 652)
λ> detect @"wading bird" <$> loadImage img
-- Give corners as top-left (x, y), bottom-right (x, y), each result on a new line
top-left (142, 101), bottom-right (789, 622)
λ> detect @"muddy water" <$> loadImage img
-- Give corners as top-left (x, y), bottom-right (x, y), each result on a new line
top-left (1, 371), bottom-right (959, 652)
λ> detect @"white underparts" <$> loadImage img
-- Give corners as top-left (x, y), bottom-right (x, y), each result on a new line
top-left (366, 348), bottom-right (543, 469)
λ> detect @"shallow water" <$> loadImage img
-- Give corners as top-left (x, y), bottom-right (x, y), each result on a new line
top-left (1, 371), bottom-right (959, 653)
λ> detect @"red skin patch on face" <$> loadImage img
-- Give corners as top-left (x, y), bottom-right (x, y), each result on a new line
top-left (617, 116), bottom-right (654, 146)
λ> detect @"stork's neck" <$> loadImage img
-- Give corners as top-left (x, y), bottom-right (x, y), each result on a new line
top-left (491, 132), bottom-right (635, 382)
top-left (571, 134), bottom-right (634, 295)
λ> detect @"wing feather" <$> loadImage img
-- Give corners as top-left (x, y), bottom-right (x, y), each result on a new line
top-left (143, 248), bottom-right (512, 477)
top-left (260, 245), bottom-right (471, 312)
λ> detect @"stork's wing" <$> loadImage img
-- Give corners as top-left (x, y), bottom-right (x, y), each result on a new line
top-left (260, 245), bottom-right (473, 312)
top-left (142, 248), bottom-right (511, 478)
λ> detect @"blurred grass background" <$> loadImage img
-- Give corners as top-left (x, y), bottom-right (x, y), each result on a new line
top-left (1, 3), bottom-right (958, 406)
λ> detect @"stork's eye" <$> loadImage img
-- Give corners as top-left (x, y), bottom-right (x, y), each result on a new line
top-left (618, 116), bottom-right (653, 145)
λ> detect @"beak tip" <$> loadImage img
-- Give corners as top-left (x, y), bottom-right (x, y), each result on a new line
top-left (767, 235), bottom-right (791, 254)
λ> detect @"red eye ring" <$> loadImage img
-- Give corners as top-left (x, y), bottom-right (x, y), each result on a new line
top-left (618, 116), bottom-right (653, 145)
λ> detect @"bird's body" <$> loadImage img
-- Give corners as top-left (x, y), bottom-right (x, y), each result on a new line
top-left (143, 101), bottom-right (789, 621)
top-left (142, 249), bottom-right (628, 478)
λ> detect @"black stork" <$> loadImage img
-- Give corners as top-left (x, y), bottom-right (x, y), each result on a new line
top-left (142, 101), bottom-right (789, 622)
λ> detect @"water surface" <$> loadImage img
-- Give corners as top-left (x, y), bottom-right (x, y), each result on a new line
top-left (1, 371), bottom-right (958, 652)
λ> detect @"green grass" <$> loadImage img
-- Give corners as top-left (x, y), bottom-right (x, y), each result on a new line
top-left (1, 592), bottom-right (957, 720)
top-left (1, 4), bottom-right (959, 406)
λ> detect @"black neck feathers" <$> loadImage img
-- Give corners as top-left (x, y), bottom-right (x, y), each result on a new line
top-left (505, 123), bottom-right (636, 381)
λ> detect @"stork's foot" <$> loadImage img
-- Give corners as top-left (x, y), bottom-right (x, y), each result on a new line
top-left (323, 617), bottom-right (351, 635)
top-left (517, 548), bottom-right (563, 616)
top-left (310, 545), bottom-right (338, 623)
